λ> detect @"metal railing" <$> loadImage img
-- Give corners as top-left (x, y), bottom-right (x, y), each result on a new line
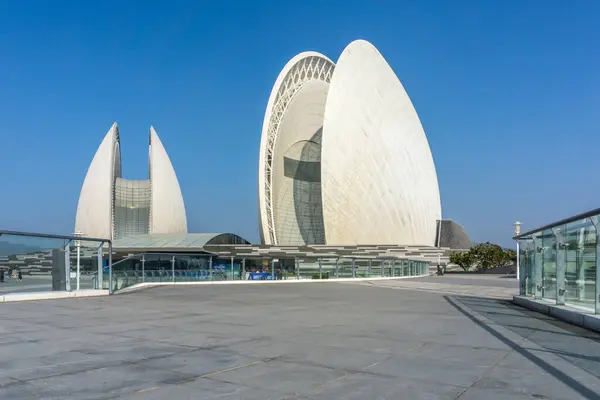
top-left (514, 209), bottom-right (600, 314)
top-left (109, 253), bottom-right (430, 293)
top-left (0, 230), bottom-right (112, 296)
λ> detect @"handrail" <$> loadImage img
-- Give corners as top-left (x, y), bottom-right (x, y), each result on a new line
top-left (111, 254), bottom-right (140, 268)
top-left (513, 207), bottom-right (600, 240)
top-left (0, 229), bottom-right (111, 244)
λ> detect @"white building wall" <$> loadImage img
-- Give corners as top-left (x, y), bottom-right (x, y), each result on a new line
top-left (273, 79), bottom-right (329, 245)
top-left (149, 127), bottom-right (187, 234)
top-left (321, 40), bottom-right (441, 245)
top-left (75, 123), bottom-right (121, 240)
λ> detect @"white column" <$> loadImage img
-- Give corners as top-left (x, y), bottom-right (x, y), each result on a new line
top-left (516, 241), bottom-right (520, 281)
top-left (64, 241), bottom-right (71, 292)
top-left (171, 256), bottom-right (175, 283)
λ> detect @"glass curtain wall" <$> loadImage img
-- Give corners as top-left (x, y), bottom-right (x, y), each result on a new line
top-left (109, 253), bottom-right (431, 292)
top-left (517, 212), bottom-right (599, 313)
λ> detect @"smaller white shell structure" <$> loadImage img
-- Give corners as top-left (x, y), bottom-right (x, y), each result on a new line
top-left (75, 123), bottom-right (121, 240)
top-left (149, 127), bottom-right (187, 234)
top-left (75, 123), bottom-right (187, 240)
top-left (258, 39), bottom-right (442, 246)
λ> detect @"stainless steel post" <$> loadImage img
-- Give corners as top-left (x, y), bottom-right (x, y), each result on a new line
top-left (590, 216), bottom-right (600, 314)
top-left (171, 256), bottom-right (175, 283)
top-left (108, 241), bottom-right (113, 293)
top-left (76, 240), bottom-right (80, 291)
top-left (532, 235), bottom-right (543, 300)
top-left (97, 243), bottom-right (103, 289)
top-left (552, 227), bottom-right (567, 306)
top-left (65, 241), bottom-right (71, 292)
top-left (271, 259), bottom-right (275, 280)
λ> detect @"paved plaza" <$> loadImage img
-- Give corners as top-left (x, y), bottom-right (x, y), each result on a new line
top-left (1, 276), bottom-right (600, 399)
top-left (0, 275), bottom-right (96, 295)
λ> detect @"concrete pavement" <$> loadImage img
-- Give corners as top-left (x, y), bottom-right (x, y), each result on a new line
top-left (351, 273), bottom-right (519, 299)
top-left (0, 276), bottom-right (599, 399)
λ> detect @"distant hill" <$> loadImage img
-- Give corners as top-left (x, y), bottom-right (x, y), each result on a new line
top-left (0, 242), bottom-right (42, 256)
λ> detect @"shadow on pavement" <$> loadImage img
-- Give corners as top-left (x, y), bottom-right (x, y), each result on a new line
top-left (445, 295), bottom-right (600, 400)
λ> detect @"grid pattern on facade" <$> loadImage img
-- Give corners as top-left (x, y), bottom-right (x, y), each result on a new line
top-left (113, 178), bottom-right (151, 239)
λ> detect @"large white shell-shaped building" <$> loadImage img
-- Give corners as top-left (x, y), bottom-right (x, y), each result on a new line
top-left (75, 123), bottom-right (187, 240)
top-left (258, 39), bottom-right (441, 246)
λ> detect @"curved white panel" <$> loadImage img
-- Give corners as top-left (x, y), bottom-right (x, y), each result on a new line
top-left (75, 123), bottom-right (120, 239)
top-left (258, 51), bottom-right (334, 244)
top-left (322, 40), bottom-right (441, 245)
top-left (149, 127), bottom-right (187, 234)
top-left (273, 79), bottom-right (328, 245)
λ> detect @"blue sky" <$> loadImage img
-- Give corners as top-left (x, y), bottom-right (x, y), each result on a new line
top-left (0, 0), bottom-right (598, 247)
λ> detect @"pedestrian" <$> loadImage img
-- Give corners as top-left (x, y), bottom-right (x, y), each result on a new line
top-left (18, 270), bottom-right (22, 281)
top-left (0, 269), bottom-right (4, 283)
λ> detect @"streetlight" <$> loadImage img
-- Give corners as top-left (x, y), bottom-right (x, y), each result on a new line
top-left (514, 221), bottom-right (521, 280)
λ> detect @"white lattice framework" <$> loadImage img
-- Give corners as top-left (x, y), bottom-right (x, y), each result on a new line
top-left (260, 52), bottom-right (335, 245)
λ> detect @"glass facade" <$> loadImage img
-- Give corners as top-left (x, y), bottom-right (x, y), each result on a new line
top-left (109, 253), bottom-right (430, 293)
top-left (517, 210), bottom-right (600, 314)
top-left (113, 178), bottom-right (151, 239)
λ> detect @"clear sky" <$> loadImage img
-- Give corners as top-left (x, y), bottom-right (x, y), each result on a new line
top-left (0, 0), bottom-right (598, 247)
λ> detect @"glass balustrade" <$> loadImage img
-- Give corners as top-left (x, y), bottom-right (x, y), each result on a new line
top-left (517, 210), bottom-right (600, 314)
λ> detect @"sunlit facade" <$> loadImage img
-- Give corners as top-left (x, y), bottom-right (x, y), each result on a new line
top-left (75, 123), bottom-right (187, 240)
top-left (259, 40), bottom-right (441, 246)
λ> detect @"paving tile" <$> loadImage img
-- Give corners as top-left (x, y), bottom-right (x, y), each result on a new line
top-left (305, 373), bottom-right (465, 400)
top-left (136, 348), bottom-right (263, 376)
top-left (122, 377), bottom-right (305, 400)
top-left (206, 359), bottom-right (346, 395)
top-left (21, 363), bottom-right (196, 400)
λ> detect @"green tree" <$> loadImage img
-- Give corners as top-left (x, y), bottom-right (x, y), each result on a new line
top-left (470, 242), bottom-right (513, 271)
top-left (504, 248), bottom-right (517, 262)
top-left (449, 251), bottom-right (475, 271)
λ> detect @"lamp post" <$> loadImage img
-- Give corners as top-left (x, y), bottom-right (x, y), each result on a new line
top-left (514, 221), bottom-right (521, 280)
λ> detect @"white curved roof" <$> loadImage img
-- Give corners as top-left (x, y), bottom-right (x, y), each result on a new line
top-left (258, 39), bottom-right (442, 246)
top-left (149, 127), bottom-right (187, 234)
top-left (75, 123), bottom-right (121, 239)
top-left (322, 40), bottom-right (441, 245)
